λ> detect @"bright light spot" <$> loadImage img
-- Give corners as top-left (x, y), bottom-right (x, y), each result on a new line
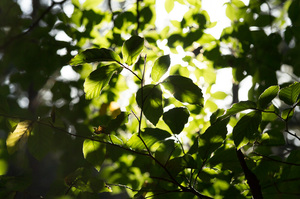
top-left (202, 0), bottom-right (231, 39)
top-left (239, 75), bottom-right (252, 101)
top-left (18, 0), bottom-right (32, 15)
top-left (18, 96), bottom-right (29, 108)
top-left (55, 31), bottom-right (72, 42)
top-left (63, 2), bottom-right (74, 17)
top-left (60, 65), bottom-right (80, 81)
top-left (169, 2), bottom-right (189, 21)
top-left (57, 48), bottom-right (67, 56)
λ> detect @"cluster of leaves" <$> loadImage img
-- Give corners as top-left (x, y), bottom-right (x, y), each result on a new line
top-left (1, 0), bottom-right (300, 199)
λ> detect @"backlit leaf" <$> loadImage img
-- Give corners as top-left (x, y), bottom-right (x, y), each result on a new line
top-left (198, 118), bottom-right (229, 160)
top-left (151, 55), bottom-right (171, 82)
top-left (83, 139), bottom-right (106, 171)
top-left (84, 64), bottom-right (122, 99)
top-left (69, 48), bottom-right (121, 66)
top-left (162, 75), bottom-right (203, 106)
top-left (136, 84), bottom-right (163, 125)
top-left (122, 35), bottom-right (144, 66)
top-left (233, 111), bottom-right (262, 149)
top-left (127, 128), bottom-right (171, 150)
top-left (279, 82), bottom-right (300, 105)
top-left (258, 85), bottom-right (279, 109)
top-left (219, 101), bottom-right (257, 120)
top-left (165, 0), bottom-right (174, 13)
top-left (6, 120), bottom-right (33, 154)
top-left (163, 107), bottom-right (189, 134)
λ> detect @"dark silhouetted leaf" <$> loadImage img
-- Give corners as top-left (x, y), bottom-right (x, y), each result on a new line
top-left (136, 84), bottom-right (163, 125)
top-left (70, 48), bottom-right (121, 66)
top-left (122, 35), bottom-right (144, 66)
top-left (233, 111), bottom-right (262, 149)
top-left (163, 107), bottom-right (189, 134)
top-left (162, 75), bottom-right (203, 106)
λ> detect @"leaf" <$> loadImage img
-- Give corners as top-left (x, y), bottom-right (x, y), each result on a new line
top-left (65, 167), bottom-right (110, 193)
top-left (258, 85), bottom-right (279, 109)
top-left (163, 107), bottom-right (190, 134)
top-left (232, 111), bottom-right (262, 149)
top-left (279, 82), bottom-right (300, 105)
top-left (69, 48), bottom-right (121, 66)
top-left (198, 118), bottom-right (230, 160)
top-left (84, 64), bottom-right (122, 99)
top-left (151, 55), bottom-right (171, 82)
top-left (219, 101), bottom-right (257, 120)
top-left (162, 75), bottom-right (204, 106)
top-left (6, 120), bottom-right (33, 154)
top-left (83, 139), bottom-right (106, 171)
top-left (136, 84), bottom-right (163, 125)
top-left (106, 112), bottom-right (128, 133)
top-left (28, 121), bottom-right (53, 160)
top-left (166, 154), bottom-right (197, 175)
top-left (155, 140), bottom-right (175, 165)
top-left (165, 0), bottom-right (175, 13)
top-left (122, 35), bottom-right (144, 66)
top-left (211, 91), bottom-right (228, 99)
top-left (127, 128), bottom-right (171, 150)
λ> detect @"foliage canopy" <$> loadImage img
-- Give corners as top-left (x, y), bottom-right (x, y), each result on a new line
top-left (0, 0), bottom-right (300, 198)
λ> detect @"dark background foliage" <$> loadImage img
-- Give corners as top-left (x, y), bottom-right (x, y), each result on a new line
top-left (0, 0), bottom-right (299, 198)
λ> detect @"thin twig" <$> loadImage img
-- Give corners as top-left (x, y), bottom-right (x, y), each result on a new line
top-left (0, 0), bottom-right (67, 50)
top-left (253, 152), bottom-right (300, 166)
top-left (116, 61), bottom-right (142, 81)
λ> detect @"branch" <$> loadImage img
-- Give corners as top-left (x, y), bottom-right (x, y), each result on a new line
top-left (253, 152), bottom-right (300, 166)
top-left (0, 0), bottom-right (67, 51)
top-left (135, 0), bottom-right (141, 35)
top-left (236, 149), bottom-right (263, 199)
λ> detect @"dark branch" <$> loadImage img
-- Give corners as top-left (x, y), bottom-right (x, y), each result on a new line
top-left (0, 0), bottom-right (67, 51)
top-left (236, 149), bottom-right (263, 199)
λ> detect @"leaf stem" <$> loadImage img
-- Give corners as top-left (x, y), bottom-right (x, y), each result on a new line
top-left (116, 61), bottom-right (142, 81)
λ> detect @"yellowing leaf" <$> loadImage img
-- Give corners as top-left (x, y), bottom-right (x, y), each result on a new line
top-left (6, 120), bottom-right (34, 154)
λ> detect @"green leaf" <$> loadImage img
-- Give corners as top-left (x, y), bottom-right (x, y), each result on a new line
top-left (163, 107), bottom-right (190, 134)
top-left (211, 91), bottom-right (228, 99)
top-left (279, 82), bottom-right (300, 105)
top-left (6, 120), bottom-right (33, 154)
top-left (198, 118), bottom-right (230, 160)
top-left (258, 85), bottom-right (279, 109)
top-left (84, 64), bottom-right (122, 99)
top-left (122, 35), bottom-right (144, 66)
top-left (69, 48), bottom-right (121, 66)
top-left (219, 101), bottom-right (257, 120)
top-left (127, 128), bottom-right (171, 149)
top-left (165, 0), bottom-right (175, 13)
top-left (106, 112), bottom-right (128, 133)
top-left (151, 55), bottom-right (171, 82)
top-left (28, 120), bottom-right (53, 160)
top-left (155, 140), bottom-right (175, 165)
top-left (136, 84), bottom-right (163, 125)
top-left (127, 128), bottom-right (171, 150)
top-left (162, 75), bottom-right (203, 106)
top-left (65, 167), bottom-right (110, 193)
top-left (233, 111), bottom-right (262, 149)
top-left (166, 154), bottom-right (197, 175)
top-left (83, 139), bottom-right (106, 171)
